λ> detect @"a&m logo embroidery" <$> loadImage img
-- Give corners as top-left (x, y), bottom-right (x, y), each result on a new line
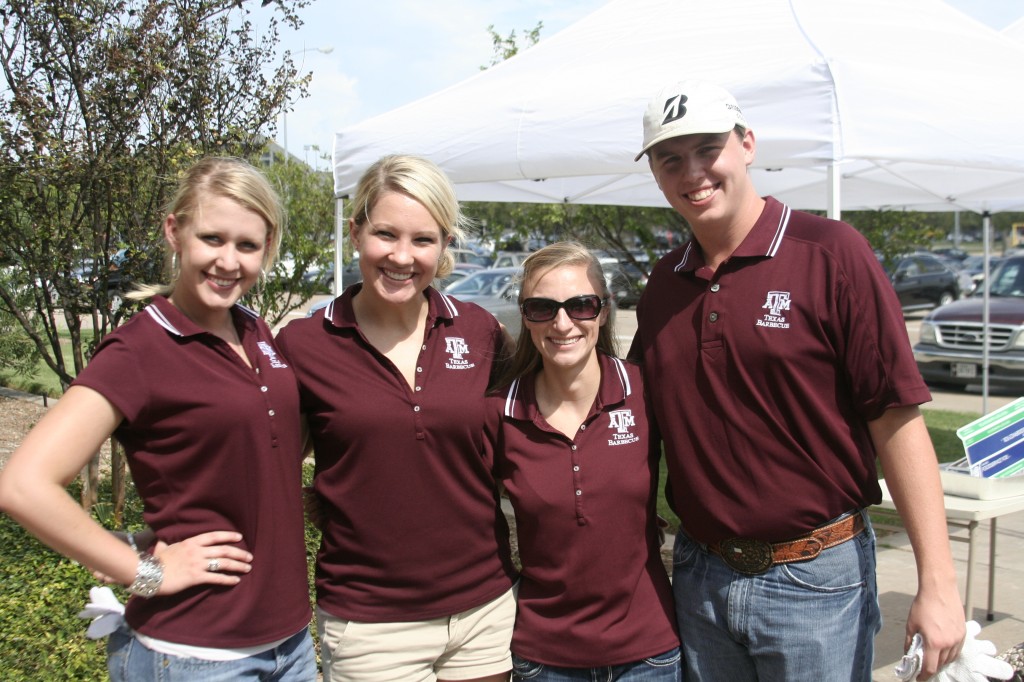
top-left (444, 337), bottom-right (475, 370)
top-left (756, 291), bottom-right (791, 329)
top-left (257, 341), bottom-right (288, 368)
top-left (607, 409), bottom-right (639, 446)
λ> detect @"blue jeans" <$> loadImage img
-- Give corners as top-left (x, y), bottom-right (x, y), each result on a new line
top-left (511, 648), bottom-right (682, 681)
top-left (673, 512), bottom-right (881, 682)
top-left (107, 626), bottom-right (317, 681)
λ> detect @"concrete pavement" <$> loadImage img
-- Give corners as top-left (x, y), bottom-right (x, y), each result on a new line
top-left (871, 506), bottom-right (1024, 679)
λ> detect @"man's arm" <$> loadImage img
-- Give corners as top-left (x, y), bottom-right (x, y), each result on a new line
top-left (870, 405), bottom-right (965, 680)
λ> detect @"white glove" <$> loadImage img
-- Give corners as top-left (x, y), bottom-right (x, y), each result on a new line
top-left (77, 586), bottom-right (126, 639)
top-left (897, 620), bottom-right (1015, 682)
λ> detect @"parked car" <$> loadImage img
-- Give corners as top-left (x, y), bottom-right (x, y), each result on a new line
top-left (435, 262), bottom-right (484, 290)
top-left (303, 257), bottom-right (362, 293)
top-left (602, 260), bottom-right (648, 309)
top-left (914, 254), bottom-right (1024, 389)
top-left (960, 254), bottom-right (1004, 294)
top-left (878, 252), bottom-right (961, 311)
top-left (451, 248), bottom-right (493, 268)
top-left (444, 266), bottom-right (522, 336)
top-left (491, 251), bottom-right (532, 269)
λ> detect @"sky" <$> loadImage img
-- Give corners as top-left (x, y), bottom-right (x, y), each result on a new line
top-left (250, 0), bottom-right (1024, 168)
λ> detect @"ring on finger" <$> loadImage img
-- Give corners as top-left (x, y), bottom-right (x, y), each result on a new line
top-left (207, 558), bottom-right (220, 573)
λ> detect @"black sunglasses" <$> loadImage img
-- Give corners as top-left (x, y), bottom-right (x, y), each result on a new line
top-left (520, 295), bottom-right (608, 322)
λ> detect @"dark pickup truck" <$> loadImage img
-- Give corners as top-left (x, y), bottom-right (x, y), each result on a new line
top-left (914, 254), bottom-right (1024, 389)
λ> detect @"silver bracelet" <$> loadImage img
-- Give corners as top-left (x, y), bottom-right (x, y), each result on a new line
top-left (128, 554), bottom-right (164, 598)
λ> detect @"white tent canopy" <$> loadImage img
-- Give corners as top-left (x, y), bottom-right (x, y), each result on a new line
top-left (333, 0), bottom-right (1024, 216)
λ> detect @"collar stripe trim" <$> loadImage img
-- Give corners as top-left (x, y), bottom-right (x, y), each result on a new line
top-left (504, 377), bottom-right (522, 418)
top-left (673, 242), bottom-right (694, 272)
top-left (438, 292), bottom-right (459, 318)
top-left (144, 304), bottom-right (183, 336)
top-left (610, 356), bottom-right (632, 397)
top-left (766, 203), bottom-right (791, 257)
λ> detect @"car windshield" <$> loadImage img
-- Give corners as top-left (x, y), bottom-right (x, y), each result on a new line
top-left (985, 259), bottom-right (1024, 297)
top-left (446, 270), bottom-right (514, 296)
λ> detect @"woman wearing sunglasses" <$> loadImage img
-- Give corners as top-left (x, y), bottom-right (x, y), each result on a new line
top-left (485, 242), bottom-right (681, 682)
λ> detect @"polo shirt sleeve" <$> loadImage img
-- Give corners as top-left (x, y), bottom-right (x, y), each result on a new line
top-left (72, 334), bottom-right (150, 424)
top-left (833, 240), bottom-right (931, 420)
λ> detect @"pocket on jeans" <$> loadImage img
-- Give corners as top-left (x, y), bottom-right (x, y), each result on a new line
top-left (511, 654), bottom-right (545, 679)
top-left (780, 536), bottom-right (867, 592)
top-left (643, 646), bottom-right (682, 667)
top-left (672, 532), bottom-right (700, 568)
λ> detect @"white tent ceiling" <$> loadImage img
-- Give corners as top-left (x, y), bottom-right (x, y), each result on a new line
top-left (332, 0), bottom-right (1024, 215)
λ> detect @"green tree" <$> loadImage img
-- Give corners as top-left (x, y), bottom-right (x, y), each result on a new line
top-left (247, 158), bottom-right (336, 328)
top-left (483, 21), bottom-right (543, 67)
top-left (0, 0), bottom-right (311, 510)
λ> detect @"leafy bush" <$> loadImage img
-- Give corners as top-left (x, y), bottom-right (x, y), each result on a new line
top-left (0, 463), bottom-right (320, 678)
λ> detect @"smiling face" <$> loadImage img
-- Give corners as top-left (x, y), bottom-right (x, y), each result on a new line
top-left (350, 190), bottom-right (446, 309)
top-left (523, 263), bottom-right (608, 375)
top-left (648, 128), bottom-right (757, 230)
top-left (165, 193), bottom-right (267, 327)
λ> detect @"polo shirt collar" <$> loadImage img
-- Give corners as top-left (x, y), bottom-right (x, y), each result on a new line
top-left (501, 352), bottom-right (634, 422)
top-left (143, 295), bottom-right (257, 338)
top-left (318, 284), bottom-right (458, 330)
top-left (672, 196), bottom-right (792, 273)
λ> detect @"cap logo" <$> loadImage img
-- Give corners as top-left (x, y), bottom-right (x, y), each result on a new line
top-left (661, 94), bottom-right (688, 125)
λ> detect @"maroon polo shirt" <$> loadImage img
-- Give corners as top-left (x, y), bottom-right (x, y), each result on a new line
top-left (484, 354), bottom-right (679, 667)
top-left (631, 197), bottom-right (931, 546)
top-left (275, 285), bottom-right (516, 622)
top-left (72, 296), bottom-right (310, 647)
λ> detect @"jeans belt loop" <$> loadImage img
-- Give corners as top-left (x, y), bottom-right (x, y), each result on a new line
top-left (709, 511), bottom-right (866, 575)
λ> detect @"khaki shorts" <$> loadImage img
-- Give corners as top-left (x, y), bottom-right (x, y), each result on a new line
top-left (317, 587), bottom-right (516, 682)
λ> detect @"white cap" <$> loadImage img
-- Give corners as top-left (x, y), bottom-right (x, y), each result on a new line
top-left (635, 80), bottom-right (747, 161)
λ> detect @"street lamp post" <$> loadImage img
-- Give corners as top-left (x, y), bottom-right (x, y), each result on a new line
top-left (282, 45), bottom-right (333, 165)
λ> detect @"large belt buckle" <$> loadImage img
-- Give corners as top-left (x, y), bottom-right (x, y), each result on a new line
top-left (719, 537), bottom-right (774, 575)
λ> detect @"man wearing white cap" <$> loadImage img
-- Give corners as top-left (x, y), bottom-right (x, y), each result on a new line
top-left (629, 80), bottom-right (965, 681)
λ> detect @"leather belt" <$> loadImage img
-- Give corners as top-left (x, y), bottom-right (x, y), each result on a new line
top-left (707, 513), bottom-right (865, 575)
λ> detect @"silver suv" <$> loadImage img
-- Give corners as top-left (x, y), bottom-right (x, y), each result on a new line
top-left (914, 254), bottom-right (1024, 389)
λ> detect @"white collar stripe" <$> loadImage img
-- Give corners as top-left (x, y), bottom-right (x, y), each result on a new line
top-left (610, 356), bottom-right (632, 397)
top-left (144, 305), bottom-right (183, 336)
top-left (439, 292), bottom-right (459, 318)
top-left (504, 378), bottom-right (521, 418)
top-left (673, 243), bottom-right (694, 272)
top-left (766, 204), bottom-right (791, 257)
top-left (237, 304), bottom-right (258, 320)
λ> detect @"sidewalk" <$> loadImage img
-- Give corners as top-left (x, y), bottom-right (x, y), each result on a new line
top-left (871, 507), bottom-right (1024, 680)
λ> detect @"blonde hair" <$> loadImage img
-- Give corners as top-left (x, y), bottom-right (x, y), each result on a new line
top-left (129, 157), bottom-right (284, 300)
top-left (491, 241), bottom-right (617, 390)
top-left (349, 154), bottom-right (470, 279)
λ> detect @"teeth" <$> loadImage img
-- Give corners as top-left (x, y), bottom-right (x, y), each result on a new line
top-left (385, 270), bottom-right (413, 281)
top-left (209, 276), bottom-right (235, 287)
top-left (550, 338), bottom-right (580, 346)
top-left (689, 188), bottom-right (714, 201)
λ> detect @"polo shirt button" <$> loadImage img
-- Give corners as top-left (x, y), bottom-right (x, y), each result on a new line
top-left (571, 445), bottom-right (577, 451)
top-left (709, 312), bottom-right (719, 322)
top-left (421, 345), bottom-right (427, 350)
top-left (415, 386), bottom-right (422, 391)
top-left (260, 386), bottom-right (268, 393)
top-left (575, 490), bottom-right (582, 496)
top-left (710, 283), bottom-right (721, 292)
top-left (268, 409), bottom-right (275, 417)
top-left (573, 465), bottom-right (580, 472)
top-left (416, 367), bottom-right (423, 373)
top-left (414, 405), bottom-right (421, 412)
top-left (580, 424), bottom-right (586, 430)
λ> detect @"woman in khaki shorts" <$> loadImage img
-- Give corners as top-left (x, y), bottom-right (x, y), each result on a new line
top-left (276, 154), bottom-right (517, 682)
